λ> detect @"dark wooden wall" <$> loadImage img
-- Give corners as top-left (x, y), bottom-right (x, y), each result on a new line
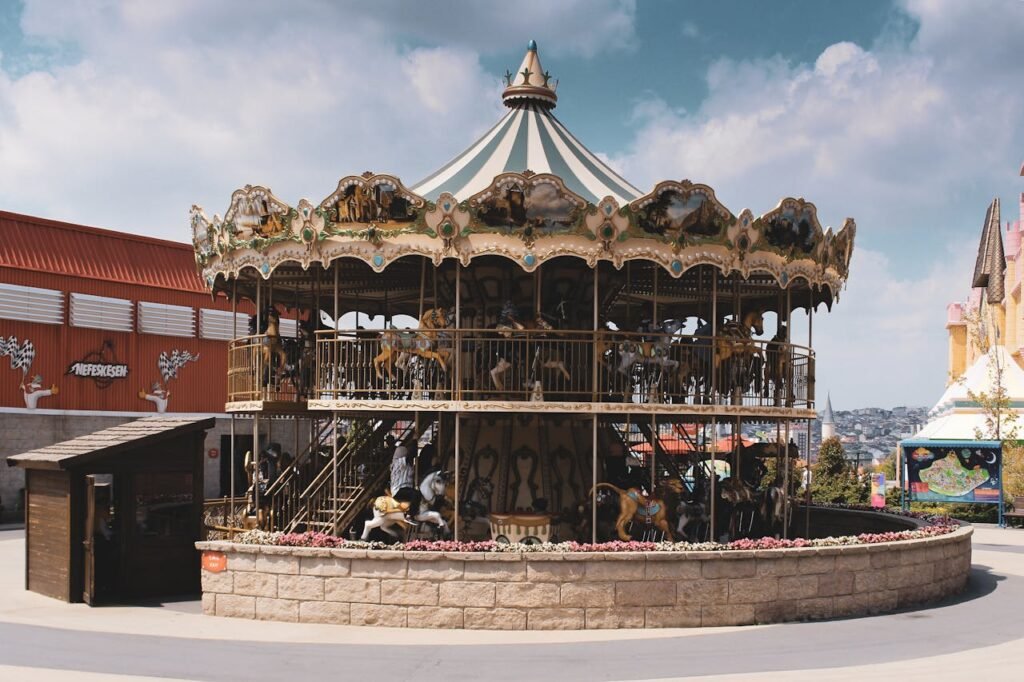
top-left (26, 470), bottom-right (73, 601)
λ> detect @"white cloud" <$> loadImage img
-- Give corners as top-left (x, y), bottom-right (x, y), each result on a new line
top-left (0, 0), bottom-right (636, 234)
top-left (610, 0), bottom-right (1024, 407)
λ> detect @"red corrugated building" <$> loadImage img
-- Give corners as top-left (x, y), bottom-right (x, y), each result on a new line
top-left (0, 210), bottom-right (247, 413)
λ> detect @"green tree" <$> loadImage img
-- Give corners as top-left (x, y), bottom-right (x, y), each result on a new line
top-left (811, 437), bottom-right (866, 504)
top-left (760, 452), bottom-right (805, 492)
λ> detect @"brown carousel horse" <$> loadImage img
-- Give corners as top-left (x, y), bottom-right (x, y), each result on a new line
top-left (258, 308), bottom-right (289, 384)
top-left (589, 479), bottom-right (685, 542)
top-left (488, 302), bottom-right (570, 392)
top-left (373, 307), bottom-right (454, 379)
top-left (702, 309), bottom-right (765, 399)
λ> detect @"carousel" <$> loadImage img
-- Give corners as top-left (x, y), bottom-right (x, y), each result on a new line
top-left (191, 41), bottom-right (855, 546)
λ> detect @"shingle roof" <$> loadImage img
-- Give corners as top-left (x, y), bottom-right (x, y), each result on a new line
top-left (971, 198), bottom-right (1005, 304)
top-left (7, 416), bottom-right (215, 470)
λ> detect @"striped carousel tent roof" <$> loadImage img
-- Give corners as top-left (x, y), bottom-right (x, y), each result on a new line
top-left (411, 41), bottom-right (642, 206)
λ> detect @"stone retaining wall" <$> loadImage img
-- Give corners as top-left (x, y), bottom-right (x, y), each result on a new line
top-left (195, 524), bottom-right (972, 629)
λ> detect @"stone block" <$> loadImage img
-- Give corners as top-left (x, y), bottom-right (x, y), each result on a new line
top-left (755, 557), bottom-right (799, 577)
top-left (324, 577), bottom-right (381, 604)
top-left (754, 600), bottom-right (798, 624)
top-left (381, 580), bottom-right (439, 606)
top-left (277, 575), bottom-right (325, 601)
top-left (586, 561), bottom-right (645, 582)
top-left (527, 608), bottom-right (585, 630)
top-left (300, 556), bottom-right (351, 577)
top-left (201, 570), bottom-right (233, 593)
top-left (233, 572), bottom-right (277, 598)
top-left (701, 604), bottom-right (755, 627)
top-left (527, 561), bottom-right (585, 582)
top-left (870, 549), bottom-right (903, 569)
top-left (215, 594), bottom-right (255, 619)
top-left (676, 579), bottom-right (729, 606)
top-left (702, 559), bottom-right (756, 580)
top-left (728, 578), bottom-right (779, 604)
top-left (496, 582), bottom-right (560, 608)
top-left (256, 597), bottom-right (298, 622)
top-left (351, 558), bottom-right (407, 579)
top-left (202, 593), bottom-right (216, 615)
top-left (644, 605), bottom-right (702, 628)
top-left (888, 564), bottom-right (932, 590)
top-left (299, 601), bottom-right (350, 625)
top-left (585, 607), bottom-right (645, 629)
top-left (616, 580), bottom-right (676, 607)
top-left (407, 606), bottom-right (464, 629)
top-left (254, 554), bottom-right (300, 575)
top-left (778, 575), bottom-right (819, 600)
top-left (797, 597), bottom-right (834, 620)
top-left (463, 561), bottom-right (526, 582)
top-left (464, 607), bottom-right (527, 630)
top-left (228, 553), bottom-right (257, 571)
top-left (350, 603), bottom-right (408, 627)
top-left (797, 555), bottom-right (835, 575)
top-left (406, 560), bottom-right (464, 581)
top-left (834, 553), bottom-right (870, 572)
top-left (560, 582), bottom-right (614, 607)
top-left (644, 560), bottom-right (702, 580)
top-left (817, 571), bottom-right (854, 597)
top-left (439, 581), bottom-right (495, 607)
top-left (853, 569), bottom-right (887, 593)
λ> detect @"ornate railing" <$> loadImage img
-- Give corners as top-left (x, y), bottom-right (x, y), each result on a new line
top-left (305, 329), bottom-right (814, 409)
top-left (227, 334), bottom-right (310, 403)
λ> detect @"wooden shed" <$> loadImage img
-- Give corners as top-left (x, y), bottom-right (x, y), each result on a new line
top-left (6, 416), bottom-right (214, 604)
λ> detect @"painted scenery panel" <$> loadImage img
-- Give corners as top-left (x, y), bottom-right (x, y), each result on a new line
top-left (333, 182), bottom-right (416, 226)
top-left (234, 196), bottom-right (287, 239)
top-left (477, 182), bottom-right (580, 234)
top-left (637, 191), bottom-right (724, 238)
top-left (763, 206), bottom-right (817, 254)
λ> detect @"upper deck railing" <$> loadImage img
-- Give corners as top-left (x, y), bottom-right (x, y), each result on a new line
top-left (227, 329), bottom-right (814, 410)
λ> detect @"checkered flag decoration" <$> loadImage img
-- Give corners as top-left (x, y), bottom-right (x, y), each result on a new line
top-left (0, 336), bottom-right (35, 376)
top-left (158, 349), bottom-right (200, 383)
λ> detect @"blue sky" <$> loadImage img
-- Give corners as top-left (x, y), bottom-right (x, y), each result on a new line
top-left (1, 0), bottom-right (1023, 409)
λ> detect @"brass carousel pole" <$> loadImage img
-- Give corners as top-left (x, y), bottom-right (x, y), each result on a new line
top-left (592, 264), bottom-right (599, 544)
top-left (651, 265), bottom-right (658, 492)
top-left (332, 262), bottom-right (339, 532)
top-left (454, 412), bottom-right (461, 542)
top-left (253, 278), bottom-right (261, 524)
top-left (228, 279), bottom-right (237, 534)
top-left (710, 270), bottom-right (718, 541)
top-left (454, 261), bottom-right (462, 541)
top-left (783, 287), bottom-right (793, 540)
top-left (806, 287), bottom-right (814, 537)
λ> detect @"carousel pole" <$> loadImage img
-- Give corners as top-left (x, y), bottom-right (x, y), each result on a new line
top-left (455, 261), bottom-right (461, 400)
top-left (806, 287), bottom-right (814, 537)
top-left (228, 279), bottom-right (237, 532)
top-left (784, 419), bottom-right (791, 539)
top-left (709, 269), bottom-right (718, 540)
top-left (454, 413), bottom-right (461, 542)
top-left (333, 263), bottom-right (339, 394)
top-left (592, 264), bottom-right (599, 544)
top-left (592, 414), bottom-right (598, 544)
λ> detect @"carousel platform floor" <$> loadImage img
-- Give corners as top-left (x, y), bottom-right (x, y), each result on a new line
top-left (0, 526), bottom-right (1022, 681)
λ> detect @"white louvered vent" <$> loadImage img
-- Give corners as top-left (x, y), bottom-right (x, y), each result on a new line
top-left (70, 293), bottom-right (133, 332)
top-left (0, 283), bottom-right (64, 325)
top-left (139, 301), bottom-right (195, 337)
top-left (199, 309), bottom-right (250, 341)
top-left (279, 318), bottom-right (298, 338)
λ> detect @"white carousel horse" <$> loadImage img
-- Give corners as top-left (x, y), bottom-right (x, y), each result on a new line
top-left (361, 470), bottom-right (451, 540)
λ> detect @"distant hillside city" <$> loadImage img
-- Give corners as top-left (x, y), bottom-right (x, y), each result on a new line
top-left (739, 403), bottom-right (929, 469)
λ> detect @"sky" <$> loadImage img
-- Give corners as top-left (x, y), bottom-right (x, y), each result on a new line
top-left (1, 0), bottom-right (1023, 409)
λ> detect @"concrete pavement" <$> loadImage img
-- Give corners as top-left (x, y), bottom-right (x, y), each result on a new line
top-left (0, 525), bottom-right (1021, 681)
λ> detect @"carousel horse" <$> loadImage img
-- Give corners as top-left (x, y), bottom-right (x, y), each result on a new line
top-left (720, 477), bottom-right (758, 539)
top-left (373, 307), bottom-right (454, 380)
top-left (692, 309), bottom-right (764, 401)
top-left (249, 307), bottom-right (289, 385)
top-left (762, 323), bottom-right (791, 405)
top-left (589, 479), bottom-right (685, 542)
top-left (361, 470), bottom-right (452, 540)
top-left (759, 483), bottom-right (791, 538)
top-left (488, 302), bottom-right (570, 392)
top-left (614, 318), bottom-right (690, 400)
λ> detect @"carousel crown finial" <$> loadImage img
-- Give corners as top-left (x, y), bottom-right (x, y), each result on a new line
top-left (502, 40), bottom-right (557, 109)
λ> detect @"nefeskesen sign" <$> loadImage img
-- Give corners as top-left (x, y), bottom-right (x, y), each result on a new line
top-left (65, 361), bottom-right (129, 380)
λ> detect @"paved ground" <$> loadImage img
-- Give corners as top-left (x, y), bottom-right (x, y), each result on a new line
top-left (0, 525), bottom-right (1021, 681)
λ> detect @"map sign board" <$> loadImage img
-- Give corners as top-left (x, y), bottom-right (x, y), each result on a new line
top-left (900, 440), bottom-right (1001, 505)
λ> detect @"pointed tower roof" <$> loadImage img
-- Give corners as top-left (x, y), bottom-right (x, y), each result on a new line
top-left (501, 39), bottom-right (558, 108)
top-left (410, 41), bottom-right (641, 205)
top-left (972, 198), bottom-right (1005, 304)
top-left (822, 394), bottom-right (835, 424)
